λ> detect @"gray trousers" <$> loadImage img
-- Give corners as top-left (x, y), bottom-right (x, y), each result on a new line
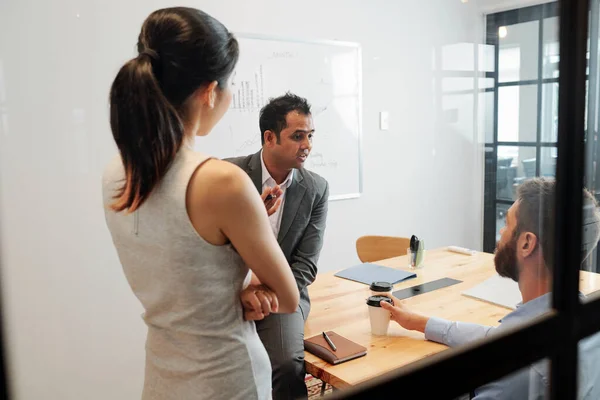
top-left (256, 305), bottom-right (308, 400)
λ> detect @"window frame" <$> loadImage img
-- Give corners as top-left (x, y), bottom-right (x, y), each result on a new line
top-left (483, 3), bottom-right (561, 253)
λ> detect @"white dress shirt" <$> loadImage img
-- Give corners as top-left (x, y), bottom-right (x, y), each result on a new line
top-left (261, 151), bottom-right (294, 237)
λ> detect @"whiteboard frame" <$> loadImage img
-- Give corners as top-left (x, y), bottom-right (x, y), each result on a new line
top-left (233, 33), bottom-right (363, 201)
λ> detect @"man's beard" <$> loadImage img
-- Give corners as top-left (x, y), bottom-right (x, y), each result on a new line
top-left (494, 234), bottom-right (519, 282)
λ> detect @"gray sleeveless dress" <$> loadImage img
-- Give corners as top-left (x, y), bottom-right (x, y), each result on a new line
top-left (102, 146), bottom-right (272, 400)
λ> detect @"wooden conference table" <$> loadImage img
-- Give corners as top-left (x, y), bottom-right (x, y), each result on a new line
top-left (304, 247), bottom-right (600, 389)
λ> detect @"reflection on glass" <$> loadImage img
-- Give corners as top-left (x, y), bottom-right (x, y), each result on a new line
top-left (541, 82), bottom-right (558, 142)
top-left (496, 203), bottom-right (510, 243)
top-left (498, 85), bottom-right (538, 142)
top-left (586, 80), bottom-right (589, 129)
top-left (0, 60), bottom-right (6, 137)
top-left (482, 4), bottom-right (600, 399)
top-left (543, 17), bottom-right (560, 78)
top-left (441, 77), bottom-right (474, 137)
top-left (441, 42), bottom-right (475, 71)
top-left (479, 44), bottom-right (496, 72)
top-left (497, 146), bottom-right (537, 201)
top-left (442, 77), bottom-right (494, 93)
top-left (543, 16), bottom-right (591, 78)
top-left (499, 21), bottom-right (539, 82)
top-left (442, 77), bottom-right (474, 92)
top-left (541, 82), bottom-right (588, 144)
top-left (421, 175), bottom-right (600, 398)
top-left (578, 333), bottom-right (600, 396)
top-left (582, 0), bottom-right (600, 276)
top-left (581, 199), bottom-right (600, 272)
top-left (0, 60), bottom-right (5, 103)
top-left (540, 147), bottom-right (557, 178)
top-left (483, 89), bottom-right (494, 144)
top-left (490, 182), bottom-right (600, 398)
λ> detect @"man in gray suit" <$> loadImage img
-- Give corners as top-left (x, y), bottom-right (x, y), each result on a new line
top-left (226, 92), bottom-right (329, 400)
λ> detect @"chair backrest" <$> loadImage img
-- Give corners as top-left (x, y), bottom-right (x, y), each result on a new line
top-left (356, 235), bottom-right (411, 263)
top-left (522, 158), bottom-right (536, 178)
top-left (497, 157), bottom-right (513, 168)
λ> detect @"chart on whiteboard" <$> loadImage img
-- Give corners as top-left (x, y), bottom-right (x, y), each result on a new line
top-left (195, 35), bottom-right (362, 200)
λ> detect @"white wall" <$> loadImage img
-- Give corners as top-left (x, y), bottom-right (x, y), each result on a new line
top-left (0, 1), bottom-right (484, 399)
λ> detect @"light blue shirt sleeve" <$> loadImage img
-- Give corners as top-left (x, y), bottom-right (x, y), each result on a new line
top-left (425, 317), bottom-right (549, 400)
top-left (424, 317), bottom-right (496, 348)
top-left (469, 361), bottom-right (547, 400)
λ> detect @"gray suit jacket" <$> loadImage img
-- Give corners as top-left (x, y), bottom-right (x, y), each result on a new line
top-left (225, 151), bottom-right (329, 317)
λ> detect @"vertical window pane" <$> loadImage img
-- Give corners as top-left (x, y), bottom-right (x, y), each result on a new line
top-left (540, 146), bottom-right (557, 177)
top-left (541, 82), bottom-right (559, 142)
top-left (498, 85), bottom-right (538, 142)
top-left (478, 78), bottom-right (495, 145)
top-left (543, 17), bottom-right (560, 78)
top-left (497, 145), bottom-right (537, 201)
top-left (583, 0), bottom-right (600, 277)
top-left (479, 43), bottom-right (496, 73)
top-left (499, 21), bottom-right (540, 82)
top-left (483, 89), bottom-right (494, 144)
top-left (579, 2), bottom-right (600, 397)
top-left (543, 16), bottom-right (591, 78)
top-left (541, 82), bottom-right (588, 143)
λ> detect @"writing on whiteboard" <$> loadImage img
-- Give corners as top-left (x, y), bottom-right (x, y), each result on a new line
top-left (235, 134), bottom-right (261, 155)
top-left (314, 105), bottom-right (328, 116)
top-left (231, 65), bottom-right (265, 112)
top-left (196, 35), bottom-right (362, 199)
top-left (309, 152), bottom-right (339, 169)
top-left (271, 51), bottom-right (295, 59)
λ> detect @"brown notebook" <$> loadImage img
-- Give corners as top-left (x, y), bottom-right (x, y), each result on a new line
top-left (304, 331), bottom-right (367, 365)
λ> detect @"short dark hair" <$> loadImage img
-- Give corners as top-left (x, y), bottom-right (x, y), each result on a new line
top-left (515, 177), bottom-right (600, 271)
top-left (259, 92), bottom-right (311, 145)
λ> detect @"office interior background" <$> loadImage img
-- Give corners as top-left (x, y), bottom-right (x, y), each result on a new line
top-left (482, 1), bottom-right (600, 274)
top-left (1, 0), bottom-right (599, 399)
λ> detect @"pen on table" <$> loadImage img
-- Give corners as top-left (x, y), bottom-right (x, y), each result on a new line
top-left (322, 331), bottom-right (337, 351)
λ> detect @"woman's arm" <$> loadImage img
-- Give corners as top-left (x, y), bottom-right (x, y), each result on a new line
top-left (187, 160), bottom-right (299, 313)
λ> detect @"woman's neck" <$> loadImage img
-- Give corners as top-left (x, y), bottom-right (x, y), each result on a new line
top-left (183, 119), bottom-right (200, 149)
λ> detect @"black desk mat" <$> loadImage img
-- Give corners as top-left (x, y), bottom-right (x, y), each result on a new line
top-left (392, 278), bottom-right (463, 300)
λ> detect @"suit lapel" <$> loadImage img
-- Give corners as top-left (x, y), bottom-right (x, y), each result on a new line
top-left (278, 170), bottom-right (307, 244)
top-left (246, 151), bottom-right (263, 193)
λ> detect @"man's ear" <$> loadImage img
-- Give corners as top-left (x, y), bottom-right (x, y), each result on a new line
top-left (520, 232), bottom-right (538, 258)
top-left (264, 130), bottom-right (276, 146)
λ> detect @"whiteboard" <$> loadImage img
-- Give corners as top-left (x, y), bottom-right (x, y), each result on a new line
top-left (194, 34), bottom-right (363, 200)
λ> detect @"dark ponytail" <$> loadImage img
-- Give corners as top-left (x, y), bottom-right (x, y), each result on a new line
top-left (109, 7), bottom-right (239, 212)
top-left (109, 54), bottom-right (183, 212)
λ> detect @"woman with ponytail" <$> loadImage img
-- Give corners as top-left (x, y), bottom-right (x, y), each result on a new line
top-left (102, 8), bottom-right (298, 400)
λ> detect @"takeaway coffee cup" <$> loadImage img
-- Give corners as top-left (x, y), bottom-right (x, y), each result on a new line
top-left (369, 281), bottom-right (393, 297)
top-left (367, 295), bottom-right (393, 335)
